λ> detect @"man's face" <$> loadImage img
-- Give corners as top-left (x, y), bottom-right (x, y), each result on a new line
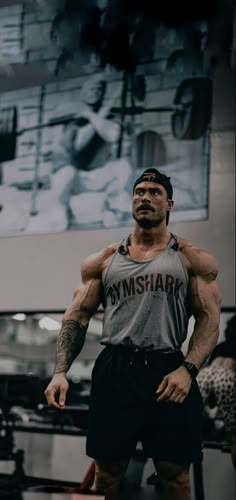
top-left (81, 79), bottom-right (105, 106)
top-left (132, 181), bottom-right (174, 228)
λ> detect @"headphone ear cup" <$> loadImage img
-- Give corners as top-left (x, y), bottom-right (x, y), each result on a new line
top-left (118, 245), bottom-right (128, 255)
top-left (171, 242), bottom-right (179, 251)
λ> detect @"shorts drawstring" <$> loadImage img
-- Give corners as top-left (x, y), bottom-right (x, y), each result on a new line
top-left (129, 349), bottom-right (148, 366)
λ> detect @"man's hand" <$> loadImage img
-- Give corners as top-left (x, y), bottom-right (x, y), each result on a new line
top-left (156, 366), bottom-right (192, 403)
top-left (44, 373), bottom-right (69, 410)
top-left (78, 104), bottom-right (94, 121)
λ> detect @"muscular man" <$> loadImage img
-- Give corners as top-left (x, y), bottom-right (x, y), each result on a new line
top-left (51, 73), bottom-right (132, 228)
top-left (52, 73), bottom-right (119, 177)
top-left (45, 168), bottom-right (222, 499)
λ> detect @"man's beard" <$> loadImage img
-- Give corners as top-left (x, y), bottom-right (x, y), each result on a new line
top-left (132, 212), bottom-right (164, 228)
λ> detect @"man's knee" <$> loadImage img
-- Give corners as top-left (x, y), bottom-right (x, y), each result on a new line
top-left (154, 460), bottom-right (190, 488)
top-left (52, 165), bottom-right (75, 190)
top-left (94, 460), bottom-right (128, 493)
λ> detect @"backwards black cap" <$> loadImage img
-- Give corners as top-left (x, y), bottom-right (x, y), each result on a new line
top-left (133, 168), bottom-right (173, 199)
top-left (133, 168), bottom-right (173, 225)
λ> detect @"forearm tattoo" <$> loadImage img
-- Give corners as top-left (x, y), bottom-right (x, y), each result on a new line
top-left (54, 320), bottom-right (87, 374)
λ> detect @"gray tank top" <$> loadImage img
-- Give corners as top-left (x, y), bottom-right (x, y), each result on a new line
top-left (101, 234), bottom-right (189, 352)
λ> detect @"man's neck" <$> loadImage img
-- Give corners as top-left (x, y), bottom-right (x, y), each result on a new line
top-left (131, 223), bottom-right (171, 248)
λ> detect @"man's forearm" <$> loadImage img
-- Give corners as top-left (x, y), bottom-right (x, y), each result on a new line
top-left (88, 110), bottom-right (119, 143)
top-left (54, 320), bottom-right (87, 374)
top-left (186, 316), bottom-right (220, 368)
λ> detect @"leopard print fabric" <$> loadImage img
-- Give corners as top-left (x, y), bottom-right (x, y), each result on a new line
top-left (197, 364), bottom-right (236, 433)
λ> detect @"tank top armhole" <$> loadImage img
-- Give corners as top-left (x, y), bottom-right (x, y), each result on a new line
top-left (177, 249), bottom-right (189, 285)
top-left (170, 233), bottom-right (189, 285)
top-left (103, 236), bottom-right (128, 285)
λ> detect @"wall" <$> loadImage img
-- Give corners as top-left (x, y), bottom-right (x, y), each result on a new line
top-left (0, 62), bottom-right (235, 312)
top-left (0, 0), bottom-right (235, 311)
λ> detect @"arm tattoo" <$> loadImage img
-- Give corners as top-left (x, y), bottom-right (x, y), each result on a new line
top-left (54, 320), bottom-right (87, 374)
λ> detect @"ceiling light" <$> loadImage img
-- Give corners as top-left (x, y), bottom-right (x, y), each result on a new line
top-left (12, 313), bottom-right (26, 321)
top-left (39, 316), bottom-right (61, 331)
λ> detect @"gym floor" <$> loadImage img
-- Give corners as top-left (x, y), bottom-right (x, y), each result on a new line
top-left (22, 496), bottom-right (103, 500)
top-left (21, 491), bottom-right (158, 499)
top-left (19, 490), bottom-right (158, 499)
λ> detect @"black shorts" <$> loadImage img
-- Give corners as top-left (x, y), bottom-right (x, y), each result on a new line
top-left (86, 346), bottom-right (203, 464)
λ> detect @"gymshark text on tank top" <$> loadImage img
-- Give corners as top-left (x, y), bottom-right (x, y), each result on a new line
top-left (101, 235), bottom-right (189, 352)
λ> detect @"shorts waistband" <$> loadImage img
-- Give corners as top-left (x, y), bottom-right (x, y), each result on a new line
top-left (102, 344), bottom-right (184, 359)
top-left (103, 345), bottom-right (183, 367)
top-left (103, 344), bottom-right (182, 355)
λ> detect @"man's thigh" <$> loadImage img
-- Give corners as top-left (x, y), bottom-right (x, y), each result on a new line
top-left (141, 378), bottom-right (203, 464)
top-left (86, 347), bottom-right (145, 460)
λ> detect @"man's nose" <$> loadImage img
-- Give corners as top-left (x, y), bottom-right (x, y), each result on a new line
top-left (140, 193), bottom-right (151, 202)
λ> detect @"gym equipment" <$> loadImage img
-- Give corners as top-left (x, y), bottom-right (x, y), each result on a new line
top-left (0, 106), bottom-right (17, 163)
top-left (172, 78), bottom-right (212, 140)
top-left (0, 374), bottom-right (94, 497)
top-left (0, 77), bottom-right (212, 162)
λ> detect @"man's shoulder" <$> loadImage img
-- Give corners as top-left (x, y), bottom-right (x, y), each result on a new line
top-left (81, 241), bottom-right (122, 280)
top-left (177, 237), bottom-right (219, 278)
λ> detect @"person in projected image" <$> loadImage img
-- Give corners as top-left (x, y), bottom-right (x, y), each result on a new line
top-left (45, 168), bottom-right (221, 500)
top-left (50, 72), bottom-right (132, 229)
top-left (25, 73), bottom-right (132, 234)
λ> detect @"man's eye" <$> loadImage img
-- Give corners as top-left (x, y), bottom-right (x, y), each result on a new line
top-left (136, 190), bottom-right (144, 196)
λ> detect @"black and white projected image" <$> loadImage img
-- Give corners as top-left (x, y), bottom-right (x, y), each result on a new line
top-left (0, 1), bottom-right (213, 235)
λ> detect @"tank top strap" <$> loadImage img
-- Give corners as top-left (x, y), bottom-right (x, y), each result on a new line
top-left (117, 234), bottom-right (132, 256)
top-left (167, 233), bottom-right (179, 252)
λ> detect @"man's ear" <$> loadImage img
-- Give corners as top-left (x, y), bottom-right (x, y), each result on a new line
top-left (167, 199), bottom-right (174, 212)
